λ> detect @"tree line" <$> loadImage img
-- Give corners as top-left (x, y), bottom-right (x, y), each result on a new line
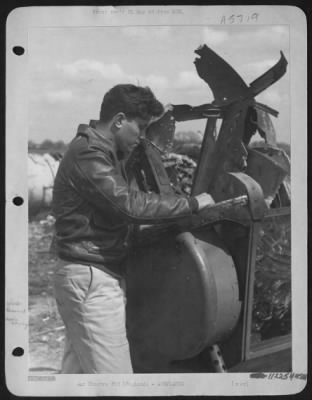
top-left (28, 136), bottom-right (290, 158)
top-left (28, 139), bottom-right (68, 153)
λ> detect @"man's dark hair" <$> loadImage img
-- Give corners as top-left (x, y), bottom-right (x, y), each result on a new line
top-left (100, 84), bottom-right (164, 122)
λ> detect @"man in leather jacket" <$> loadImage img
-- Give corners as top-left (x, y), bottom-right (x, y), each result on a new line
top-left (52, 84), bottom-right (214, 373)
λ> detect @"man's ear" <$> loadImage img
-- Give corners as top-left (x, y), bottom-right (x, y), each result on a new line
top-left (113, 112), bottom-right (126, 129)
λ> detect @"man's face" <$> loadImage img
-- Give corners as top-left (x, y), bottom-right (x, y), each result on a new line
top-left (115, 115), bottom-right (151, 157)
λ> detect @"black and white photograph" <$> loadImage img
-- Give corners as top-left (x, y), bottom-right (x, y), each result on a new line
top-left (5, 5), bottom-right (307, 396)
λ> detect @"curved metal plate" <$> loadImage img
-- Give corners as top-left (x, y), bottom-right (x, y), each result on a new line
top-left (246, 148), bottom-right (288, 203)
top-left (210, 172), bottom-right (266, 222)
top-left (126, 230), bottom-right (241, 372)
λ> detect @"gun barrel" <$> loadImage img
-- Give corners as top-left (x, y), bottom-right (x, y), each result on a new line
top-left (193, 195), bottom-right (248, 228)
top-left (135, 195), bottom-right (250, 247)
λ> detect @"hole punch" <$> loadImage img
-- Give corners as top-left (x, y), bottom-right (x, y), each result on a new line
top-left (12, 46), bottom-right (25, 56)
top-left (12, 347), bottom-right (24, 357)
top-left (13, 196), bottom-right (24, 206)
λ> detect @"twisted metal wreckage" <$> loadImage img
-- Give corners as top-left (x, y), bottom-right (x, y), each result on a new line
top-left (29, 45), bottom-right (291, 372)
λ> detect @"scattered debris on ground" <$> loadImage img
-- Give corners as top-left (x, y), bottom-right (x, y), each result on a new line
top-left (29, 213), bottom-right (63, 373)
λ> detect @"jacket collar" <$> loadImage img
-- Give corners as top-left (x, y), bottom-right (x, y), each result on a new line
top-left (76, 120), bottom-right (118, 154)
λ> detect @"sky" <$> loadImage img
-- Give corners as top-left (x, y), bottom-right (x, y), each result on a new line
top-left (28, 24), bottom-right (290, 143)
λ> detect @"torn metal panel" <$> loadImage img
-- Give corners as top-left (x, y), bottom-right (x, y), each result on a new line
top-left (249, 51), bottom-right (288, 97)
top-left (254, 102), bottom-right (279, 118)
top-left (246, 148), bottom-right (289, 205)
top-left (194, 45), bottom-right (252, 106)
top-left (145, 109), bottom-right (176, 153)
top-left (254, 109), bottom-right (277, 145)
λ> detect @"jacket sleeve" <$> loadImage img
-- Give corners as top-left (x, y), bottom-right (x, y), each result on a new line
top-left (70, 143), bottom-right (197, 224)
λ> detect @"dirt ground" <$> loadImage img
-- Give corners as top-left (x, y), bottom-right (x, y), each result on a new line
top-left (28, 212), bottom-right (64, 373)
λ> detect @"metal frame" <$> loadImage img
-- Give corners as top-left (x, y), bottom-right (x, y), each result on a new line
top-left (241, 222), bottom-right (261, 361)
top-left (243, 206), bottom-right (291, 361)
top-left (248, 335), bottom-right (291, 360)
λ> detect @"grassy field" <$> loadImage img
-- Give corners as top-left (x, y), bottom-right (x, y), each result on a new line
top-left (28, 212), bottom-right (64, 373)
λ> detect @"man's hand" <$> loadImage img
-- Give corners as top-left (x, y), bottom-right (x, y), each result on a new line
top-left (194, 192), bottom-right (215, 211)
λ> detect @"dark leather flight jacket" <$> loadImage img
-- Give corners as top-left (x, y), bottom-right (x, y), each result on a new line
top-left (52, 120), bottom-right (198, 277)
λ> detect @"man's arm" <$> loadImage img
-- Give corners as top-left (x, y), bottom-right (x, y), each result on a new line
top-left (70, 144), bottom-right (210, 224)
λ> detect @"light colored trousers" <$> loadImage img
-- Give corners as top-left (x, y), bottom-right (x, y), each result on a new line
top-left (53, 261), bottom-right (133, 374)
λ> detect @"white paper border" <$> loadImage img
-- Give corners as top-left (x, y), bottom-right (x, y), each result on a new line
top-left (5, 5), bottom-right (307, 396)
